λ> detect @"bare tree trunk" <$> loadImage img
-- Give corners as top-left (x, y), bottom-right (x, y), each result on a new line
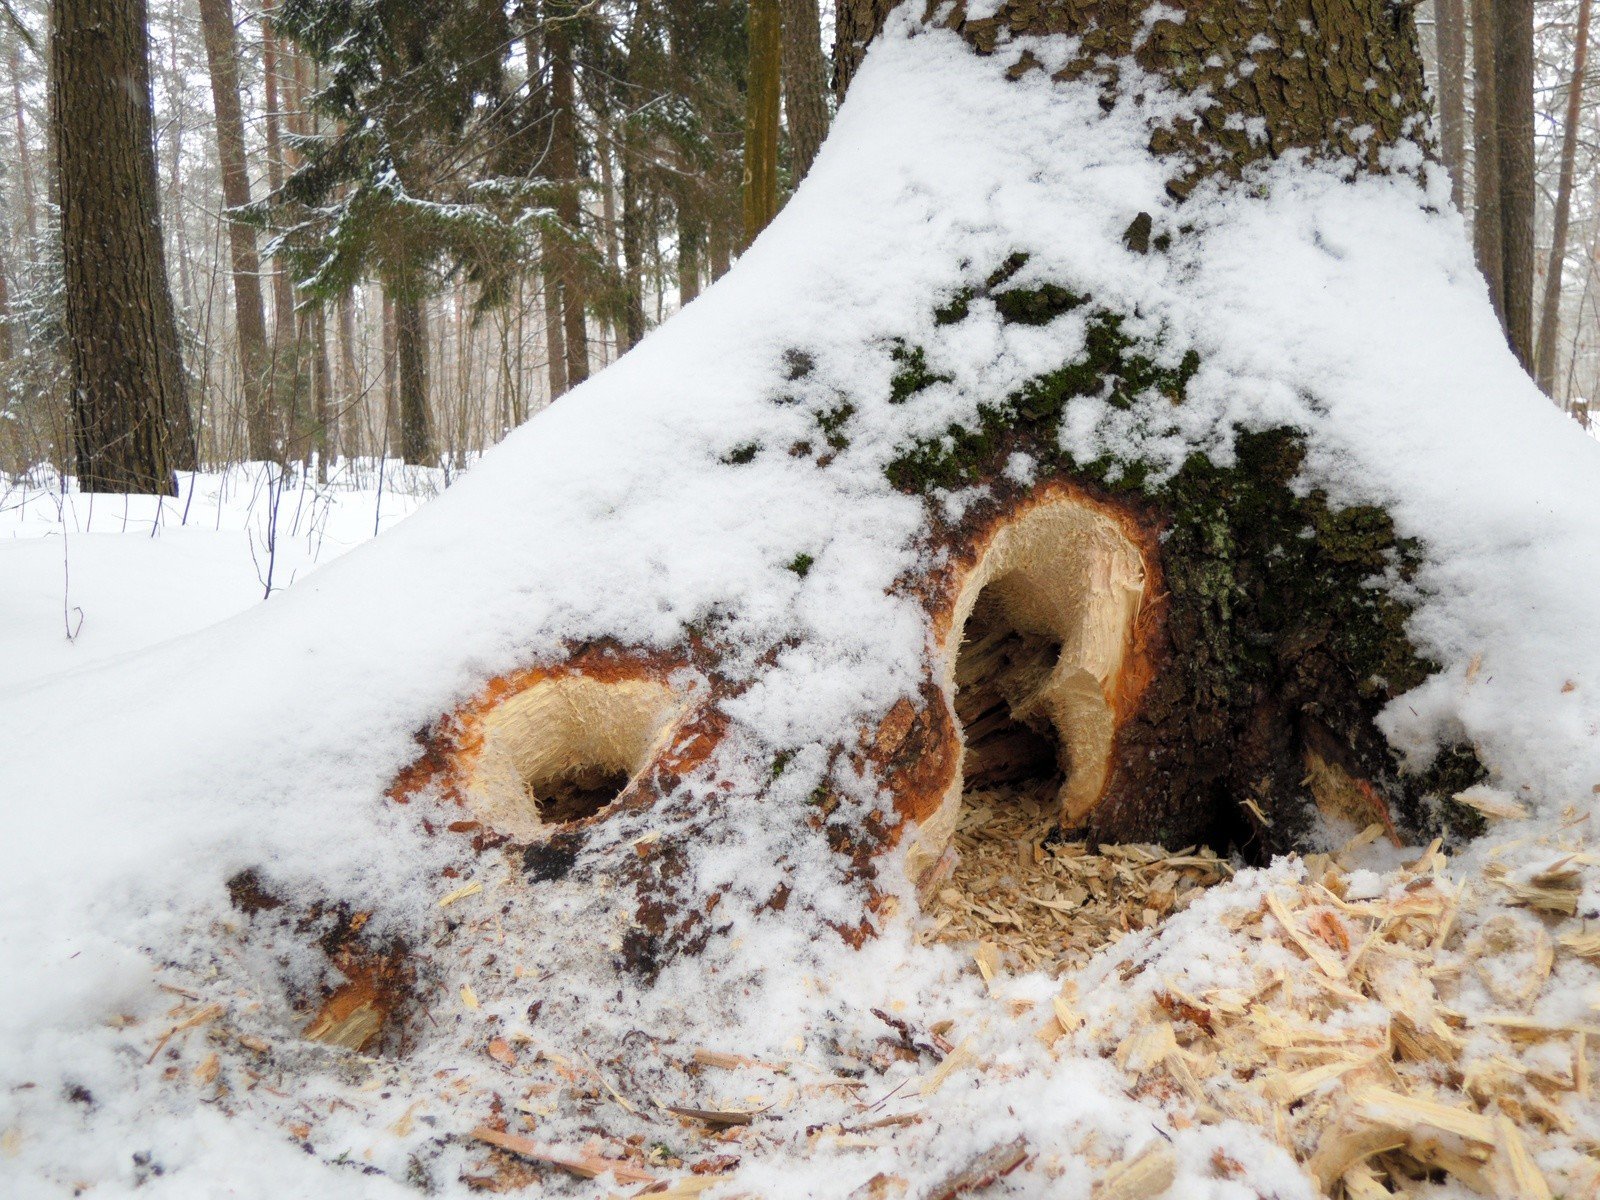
top-left (547, 0), bottom-right (589, 389)
top-left (393, 287), bottom-right (431, 465)
top-left (338, 288), bottom-right (360, 455)
top-left (381, 286), bottom-right (397, 453)
top-left (1436, 0), bottom-right (1467, 211)
top-left (198, 0), bottom-right (275, 461)
top-left (780, 0), bottom-right (829, 183)
top-left (51, 0), bottom-right (193, 493)
top-left (677, 206), bottom-right (701, 304)
top-left (10, 44), bottom-right (36, 249)
top-left (1471, 0), bottom-right (1504, 325)
top-left (1534, 0), bottom-right (1591, 395)
top-left (1495, 0), bottom-right (1535, 373)
top-left (310, 302), bottom-right (331, 477)
top-left (540, 246), bottom-right (569, 400)
top-left (261, 0), bottom-right (299, 454)
top-left (742, 0), bottom-right (781, 244)
top-left (620, 144), bottom-right (646, 351)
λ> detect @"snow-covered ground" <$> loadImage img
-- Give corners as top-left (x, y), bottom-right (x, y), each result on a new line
top-left (0, 462), bottom-right (440, 687)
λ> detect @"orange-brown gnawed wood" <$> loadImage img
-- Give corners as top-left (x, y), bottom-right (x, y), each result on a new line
top-left (387, 648), bottom-right (702, 841)
top-left (901, 483), bottom-right (1162, 885)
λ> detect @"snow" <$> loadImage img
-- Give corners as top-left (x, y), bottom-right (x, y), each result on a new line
top-left (4, 10), bottom-right (1600, 1198)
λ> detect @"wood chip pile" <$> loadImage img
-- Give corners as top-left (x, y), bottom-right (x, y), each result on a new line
top-left (921, 787), bottom-right (1231, 973)
top-left (1034, 828), bottom-right (1600, 1199)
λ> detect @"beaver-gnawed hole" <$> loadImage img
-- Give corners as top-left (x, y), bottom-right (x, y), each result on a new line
top-left (954, 589), bottom-right (1066, 808)
top-left (535, 766), bottom-right (633, 824)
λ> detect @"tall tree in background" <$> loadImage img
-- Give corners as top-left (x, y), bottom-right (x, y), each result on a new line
top-left (780, 0), bottom-right (828, 182)
top-left (1436, 0), bottom-right (1466, 210)
top-left (1472, 0), bottom-right (1505, 328)
top-left (51, 0), bottom-right (193, 493)
top-left (261, 0), bottom-right (535, 464)
top-left (742, 0), bottom-right (780, 243)
top-left (1495, 0), bottom-right (1536, 372)
top-left (544, 0), bottom-right (590, 392)
top-left (198, 0), bottom-right (274, 461)
top-left (1535, 0), bottom-right (1593, 394)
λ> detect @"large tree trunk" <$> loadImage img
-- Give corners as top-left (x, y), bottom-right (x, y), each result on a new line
top-left (1534, 0), bottom-right (1592, 395)
top-left (1437, 0), bottom-right (1467, 210)
top-left (386, 0), bottom-right (1450, 954)
top-left (780, 0), bottom-right (829, 182)
top-left (546, 0), bottom-right (589, 390)
top-left (51, 0), bottom-right (193, 494)
top-left (198, 0), bottom-right (275, 462)
top-left (1495, 0), bottom-right (1536, 372)
top-left (1472, 0), bottom-right (1505, 326)
top-left (742, 0), bottom-right (781, 244)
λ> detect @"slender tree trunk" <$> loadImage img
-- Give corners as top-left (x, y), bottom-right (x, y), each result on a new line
top-left (547, 0), bottom-right (589, 389)
top-left (261, 0), bottom-right (299, 454)
top-left (393, 288), bottom-right (431, 465)
top-left (742, 0), bottom-right (781, 244)
top-left (620, 144), bottom-right (646, 351)
top-left (1436, 0), bottom-right (1467, 211)
top-left (780, 0), bottom-right (829, 183)
top-left (1534, 0), bottom-right (1591, 395)
top-left (338, 288), bottom-right (360, 455)
top-left (198, 0), bottom-right (275, 461)
top-left (10, 45), bottom-right (36, 249)
top-left (51, 0), bottom-right (193, 493)
top-left (1471, 0), bottom-right (1504, 325)
top-left (677, 206), bottom-right (701, 304)
top-left (708, 222), bottom-right (731, 281)
top-left (310, 303), bottom-right (331, 477)
top-left (381, 287), bottom-right (397, 454)
top-left (0, 241), bottom-right (14, 362)
top-left (540, 246), bottom-right (569, 400)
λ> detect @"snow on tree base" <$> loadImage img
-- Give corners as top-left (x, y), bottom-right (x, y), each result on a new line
top-left (4, 12), bottom-right (1600, 1198)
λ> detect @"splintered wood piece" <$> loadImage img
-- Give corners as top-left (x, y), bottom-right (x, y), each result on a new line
top-left (925, 1135), bottom-right (1029, 1200)
top-left (667, 1105), bottom-right (755, 1127)
top-left (1489, 1115), bottom-right (1552, 1200)
top-left (1094, 1143), bottom-right (1176, 1200)
top-left (469, 1126), bottom-right (658, 1185)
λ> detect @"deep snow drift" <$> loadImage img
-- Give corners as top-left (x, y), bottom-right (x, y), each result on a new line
top-left (4, 12), bottom-right (1600, 1198)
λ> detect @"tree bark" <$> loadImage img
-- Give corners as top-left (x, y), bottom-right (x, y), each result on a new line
top-left (1495, 0), bottom-right (1536, 373)
top-left (1534, 0), bottom-right (1591, 395)
top-left (393, 288), bottom-right (431, 465)
top-left (546, 0), bottom-right (589, 389)
top-left (1471, 0), bottom-right (1505, 326)
top-left (780, 0), bottom-right (829, 183)
top-left (742, 0), bottom-right (781, 244)
top-left (198, 0), bottom-right (275, 461)
top-left (10, 43), bottom-right (37, 249)
top-left (51, 0), bottom-right (193, 493)
top-left (1436, 0), bottom-right (1467, 211)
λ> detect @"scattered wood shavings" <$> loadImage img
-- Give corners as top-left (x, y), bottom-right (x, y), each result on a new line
top-left (924, 789), bottom-right (1229, 973)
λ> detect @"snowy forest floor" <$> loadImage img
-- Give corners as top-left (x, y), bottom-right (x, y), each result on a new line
top-left (0, 460), bottom-right (443, 687)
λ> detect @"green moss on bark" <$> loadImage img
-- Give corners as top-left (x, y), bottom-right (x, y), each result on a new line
top-left (886, 276), bottom-right (1473, 855)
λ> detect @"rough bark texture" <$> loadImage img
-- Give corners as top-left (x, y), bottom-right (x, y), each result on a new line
top-left (383, 0), bottom-right (1475, 984)
top-left (742, 0), bottom-right (781, 243)
top-left (1471, 0), bottom-right (1504, 325)
top-left (1495, 0), bottom-right (1536, 373)
top-left (261, 0), bottom-right (300, 423)
top-left (52, 0), bottom-right (192, 494)
top-left (1437, 0), bottom-right (1467, 210)
top-left (781, 0), bottom-right (830, 182)
top-left (546, 0), bottom-right (589, 390)
top-left (1535, 0), bottom-right (1591, 395)
top-left (393, 288), bottom-right (431, 465)
top-left (198, 0), bottom-right (275, 461)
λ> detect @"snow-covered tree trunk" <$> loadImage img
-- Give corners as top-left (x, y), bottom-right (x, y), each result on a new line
top-left (367, 0), bottom-right (1475, 992)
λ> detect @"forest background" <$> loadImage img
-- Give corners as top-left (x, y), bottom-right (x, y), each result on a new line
top-left (0, 0), bottom-right (1589, 482)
